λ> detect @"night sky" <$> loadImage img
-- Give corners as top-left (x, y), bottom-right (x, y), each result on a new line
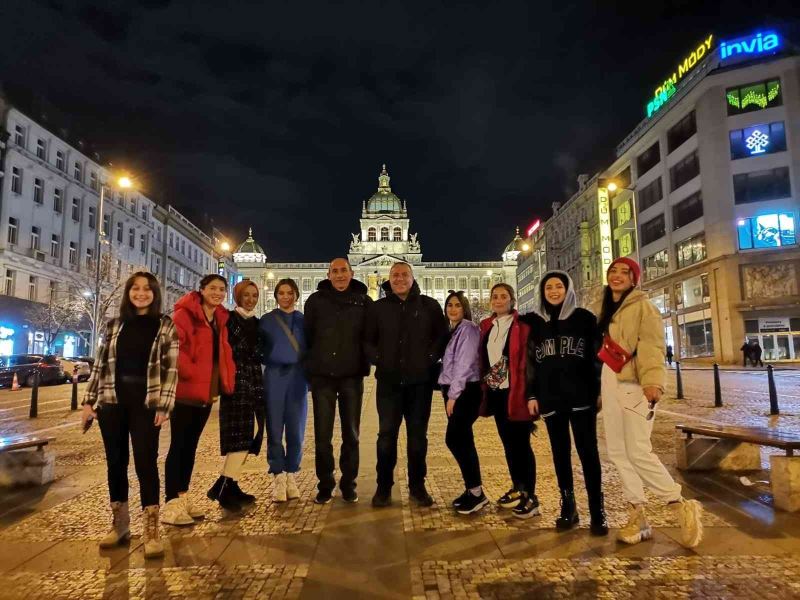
top-left (0, 1), bottom-right (795, 261)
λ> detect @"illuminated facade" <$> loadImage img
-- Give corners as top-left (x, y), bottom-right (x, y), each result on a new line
top-left (234, 166), bottom-right (519, 317)
top-left (605, 27), bottom-right (800, 362)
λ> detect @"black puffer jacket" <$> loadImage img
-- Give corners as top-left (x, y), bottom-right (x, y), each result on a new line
top-left (303, 278), bottom-right (372, 378)
top-left (364, 280), bottom-right (448, 385)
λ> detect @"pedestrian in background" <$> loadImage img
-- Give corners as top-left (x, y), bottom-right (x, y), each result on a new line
top-left (207, 280), bottom-right (265, 512)
top-left (740, 340), bottom-right (751, 368)
top-left (163, 275), bottom-right (235, 525)
top-left (751, 340), bottom-right (764, 366)
top-left (480, 283), bottom-right (539, 519)
top-left (304, 258), bottom-right (372, 505)
top-left (365, 262), bottom-right (448, 508)
top-left (260, 278), bottom-right (308, 503)
top-left (523, 271), bottom-right (607, 535)
top-left (665, 345), bottom-right (674, 366)
top-left (82, 271), bottom-right (178, 559)
top-left (596, 257), bottom-right (703, 548)
top-left (438, 291), bottom-right (486, 515)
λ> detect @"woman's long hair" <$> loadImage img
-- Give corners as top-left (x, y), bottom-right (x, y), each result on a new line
top-left (119, 271), bottom-right (162, 321)
top-left (597, 286), bottom-right (633, 334)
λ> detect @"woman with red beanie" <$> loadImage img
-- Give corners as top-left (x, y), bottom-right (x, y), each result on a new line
top-left (207, 280), bottom-right (265, 512)
top-left (596, 257), bottom-right (703, 548)
top-left (163, 274), bottom-right (236, 525)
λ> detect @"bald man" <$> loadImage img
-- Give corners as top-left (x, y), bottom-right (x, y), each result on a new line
top-left (304, 258), bottom-right (372, 504)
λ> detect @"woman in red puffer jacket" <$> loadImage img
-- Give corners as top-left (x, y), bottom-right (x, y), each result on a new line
top-left (162, 274), bottom-right (236, 525)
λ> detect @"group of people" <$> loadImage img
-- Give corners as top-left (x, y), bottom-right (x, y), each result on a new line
top-left (81, 255), bottom-right (704, 560)
top-left (740, 339), bottom-right (765, 367)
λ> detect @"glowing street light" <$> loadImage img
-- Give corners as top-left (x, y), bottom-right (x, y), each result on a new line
top-left (220, 241), bottom-right (231, 252)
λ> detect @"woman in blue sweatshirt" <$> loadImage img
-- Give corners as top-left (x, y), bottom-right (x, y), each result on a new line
top-left (523, 270), bottom-right (607, 536)
top-left (260, 278), bottom-right (308, 503)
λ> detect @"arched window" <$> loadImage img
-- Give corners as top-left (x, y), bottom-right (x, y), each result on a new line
top-left (380, 227), bottom-right (390, 241)
top-left (368, 227), bottom-right (376, 242)
top-left (393, 227), bottom-right (402, 241)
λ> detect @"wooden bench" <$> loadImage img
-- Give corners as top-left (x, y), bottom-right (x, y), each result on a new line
top-left (0, 435), bottom-right (56, 486)
top-left (676, 424), bottom-right (800, 512)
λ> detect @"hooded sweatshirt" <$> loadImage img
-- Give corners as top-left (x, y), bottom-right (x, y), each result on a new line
top-left (523, 270), bottom-right (600, 417)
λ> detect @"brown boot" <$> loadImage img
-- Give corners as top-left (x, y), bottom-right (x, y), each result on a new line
top-left (143, 505), bottom-right (165, 559)
top-left (99, 501), bottom-right (130, 548)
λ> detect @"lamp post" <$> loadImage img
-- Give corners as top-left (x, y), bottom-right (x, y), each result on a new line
top-left (607, 181), bottom-right (641, 265)
top-left (91, 175), bottom-right (133, 357)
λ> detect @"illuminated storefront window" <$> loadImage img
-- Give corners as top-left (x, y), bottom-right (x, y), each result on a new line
top-left (726, 79), bottom-right (782, 115)
top-left (737, 213), bottom-right (796, 249)
top-left (729, 122), bottom-right (786, 159)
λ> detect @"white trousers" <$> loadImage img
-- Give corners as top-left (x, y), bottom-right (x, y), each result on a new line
top-left (601, 364), bottom-right (682, 505)
top-left (222, 451), bottom-right (248, 480)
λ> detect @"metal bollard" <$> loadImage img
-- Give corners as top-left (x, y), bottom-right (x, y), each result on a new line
top-left (70, 368), bottom-right (79, 411)
top-left (713, 363), bottom-right (722, 407)
top-left (676, 361), bottom-right (684, 400)
top-left (29, 370), bottom-right (40, 418)
top-left (767, 364), bottom-right (779, 415)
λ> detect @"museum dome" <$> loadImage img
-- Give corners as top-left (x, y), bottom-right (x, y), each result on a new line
top-left (366, 165), bottom-right (404, 214)
top-left (233, 228), bottom-right (267, 263)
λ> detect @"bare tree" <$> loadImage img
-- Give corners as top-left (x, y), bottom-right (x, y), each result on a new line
top-left (24, 294), bottom-right (82, 354)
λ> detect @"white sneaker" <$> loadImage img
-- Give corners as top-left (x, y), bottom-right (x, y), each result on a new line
top-left (273, 472), bottom-right (287, 503)
top-left (673, 498), bottom-right (704, 548)
top-left (178, 492), bottom-right (205, 519)
top-left (617, 503), bottom-right (652, 545)
top-left (286, 472), bottom-right (300, 500)
top-left (161, 497), bottom-right (194, 526)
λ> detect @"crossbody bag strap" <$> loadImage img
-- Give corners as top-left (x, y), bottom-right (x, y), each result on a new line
top-left (273, 312), bottom-right (300, 355)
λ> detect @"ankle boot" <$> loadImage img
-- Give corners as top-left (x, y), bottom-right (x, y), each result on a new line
top-left (230, 479), bottom-right (256, 504)
top-left (555, 489), bottom-right (579, 530)
top-left (99, 501), bottom-right (131, 548)
top-left (589, 493), bottom-right (609, 536)
top-left (207, 476), bottom-right (224, 501)
top-left (143, 505), bottom-right (165, 559)
top-left (216, 477), bottom-right (243, 512)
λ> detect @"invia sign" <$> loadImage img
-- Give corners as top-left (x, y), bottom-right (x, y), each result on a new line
top-left (646, 34), bottom-right (714, 118)
top-left (719, 31), bottom-right (782, 64)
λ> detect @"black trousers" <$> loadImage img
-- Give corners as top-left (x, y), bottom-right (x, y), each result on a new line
top-left (97, 381), bottom-right (161, 508)
top-left (376, 380), bottom-right (433, 489)
top-left (544, 408), bottom-right (602, 505)
top-left (165, 401), bottom-right (211, 502)
top-left (311, 376), bottom-right (363, 493)
top-left (442, 382), bottom-right (482, 489)
top-left (488, 388), bottom-right (536, 495)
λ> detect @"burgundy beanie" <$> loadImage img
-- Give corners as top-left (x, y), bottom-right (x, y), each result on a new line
top-left (607, 257), bottom-right (641, 286)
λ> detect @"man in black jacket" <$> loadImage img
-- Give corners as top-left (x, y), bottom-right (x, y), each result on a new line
top-left (304, 258), bottom-right (372, 504)
top-left (364, 262), bottom-right (448, 507)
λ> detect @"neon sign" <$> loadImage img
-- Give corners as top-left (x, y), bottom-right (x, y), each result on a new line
top-left (0, 326), bottom-right (14, 339)
top-left (526, 219), bottom-right (541, 237)
top-left (597, 187), bottom-right (613, 283)
top-left (745, 129), bottom-right (769, 154)
top-left (720, 32), bottom-right (781, 62)
top-left (646, 34), bottom-right (713, 118)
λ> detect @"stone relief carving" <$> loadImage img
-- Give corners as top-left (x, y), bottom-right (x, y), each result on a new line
top-left (742, 263), bottom-right (798, 299)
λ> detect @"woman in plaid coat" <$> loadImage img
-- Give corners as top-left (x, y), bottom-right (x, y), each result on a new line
top-left (81, 271), bottom-right (179, 559)
top-left (207, 280), bottom-right (266, 510)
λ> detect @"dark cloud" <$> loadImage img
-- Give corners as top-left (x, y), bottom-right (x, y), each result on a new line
top-left (77, 4), bottom-right (132, 42)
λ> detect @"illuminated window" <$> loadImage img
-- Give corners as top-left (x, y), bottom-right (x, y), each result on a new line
top-left (446, 277), bottom-right (455, 290)
top-left (643, 250), bottom-right (669, 281)
top-left (393, 227), bottom-right (402, 241)
top-left (729, 122), bottom-right (786, 159)
top-left (434, 277), bottom-right (443, 290)
top-left (367, 227), bottom-right (376, 242)
top-left (675, 234), bottom-right (706, 269)
top-left (737, 213), bottom-right (796, 250)
top-left (733, 167), bottom-right (791, 204)
top-left (726, 79), bottom-right (782, 115)
top-left (380, 227), bottom-right (390, 241)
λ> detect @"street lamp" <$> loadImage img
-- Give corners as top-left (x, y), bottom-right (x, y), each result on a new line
top-left (91, 174), bottom-right (134, 358)
top-left (220, 241), bottom-right (231, 252)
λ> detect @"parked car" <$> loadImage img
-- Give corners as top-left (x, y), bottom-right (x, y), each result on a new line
top-left (70, 355), bottom-right (95, 368)
top-left (0, 355), bottom-right (65, 387)
top-left (60, 358), bottom-right (91, 382)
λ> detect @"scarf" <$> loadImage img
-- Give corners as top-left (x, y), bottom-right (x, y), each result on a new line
top-left (235, 306), bottom-right (257, 319)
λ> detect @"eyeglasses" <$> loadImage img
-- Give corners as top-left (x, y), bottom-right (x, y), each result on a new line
top-left (624, 400), bottom-right (655, 421)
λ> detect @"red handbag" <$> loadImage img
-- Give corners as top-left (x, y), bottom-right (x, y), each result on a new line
top-left (598, 334), bottom-right (633, 373)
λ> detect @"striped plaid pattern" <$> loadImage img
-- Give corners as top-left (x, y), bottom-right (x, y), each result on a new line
top-left (83, 315), bottom-right (180, 413)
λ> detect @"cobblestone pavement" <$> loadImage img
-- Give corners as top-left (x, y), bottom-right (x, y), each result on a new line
top-left (0, 371), bottom-right (799, 599)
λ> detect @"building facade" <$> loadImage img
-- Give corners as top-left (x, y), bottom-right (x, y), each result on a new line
top-left (606, 27), bottom-right (800, 362)
top-left (0, 102), bottom-right (156, 356)
top-left (235, 166), bottom-right (519, 317)
top-left (515, 220), bottom-right (547, 315)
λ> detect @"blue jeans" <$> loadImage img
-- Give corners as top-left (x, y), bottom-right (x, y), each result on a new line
top-left (264, 364), bottom-right (308, 474)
